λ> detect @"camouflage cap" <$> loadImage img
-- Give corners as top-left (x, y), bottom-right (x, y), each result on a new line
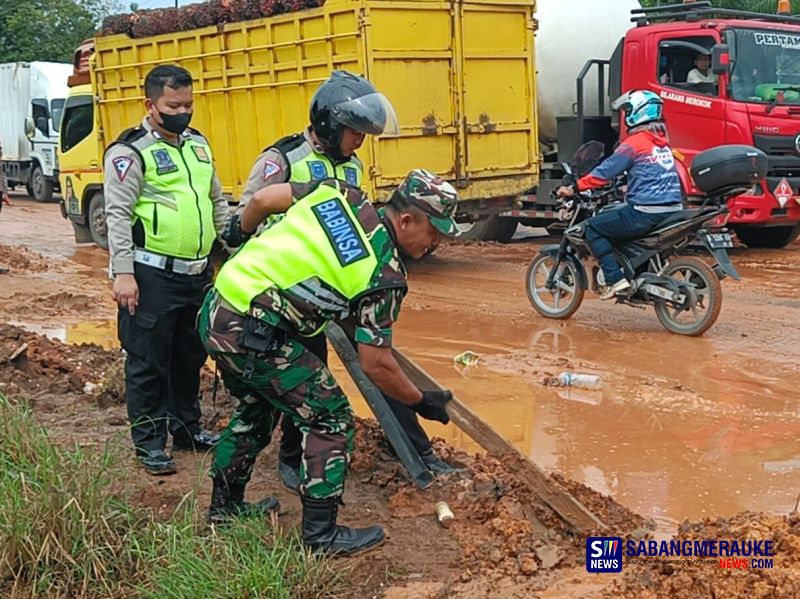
top-left (394, 169), bottom-right (460, 237)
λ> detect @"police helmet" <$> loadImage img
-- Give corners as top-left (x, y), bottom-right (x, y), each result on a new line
top-left (309, 71), bottom-right (399, 158)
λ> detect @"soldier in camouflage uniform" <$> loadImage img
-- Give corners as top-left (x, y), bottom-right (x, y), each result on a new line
top-left (199, 169), bottom-right (459, 556)
top-left (224, 71), bottom-right (461, 491)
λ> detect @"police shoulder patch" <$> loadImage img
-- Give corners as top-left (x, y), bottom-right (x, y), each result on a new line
top-left (312, 198), bottom-right (369, 266)
top-left (308, 160), bottom-right (328, 181)
top-left (263, 159), bottom-right (281, 181)
top-left (112, 156), bottom-right (134, 182)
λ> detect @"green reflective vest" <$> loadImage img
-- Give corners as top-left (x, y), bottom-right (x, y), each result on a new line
top-left (117, 127), bottom-right (216, 259)
top-left (264, 134), bottom-right (364, 230)
top-left (216, 182), bottom-right (389, 322)
top-left (276, 133), bottom-right (364, 188)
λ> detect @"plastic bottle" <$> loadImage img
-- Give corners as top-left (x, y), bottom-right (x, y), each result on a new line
top-left (435, 501), bottom-right (455, 528)
top-left (557, 372), bottom-right (602, 390)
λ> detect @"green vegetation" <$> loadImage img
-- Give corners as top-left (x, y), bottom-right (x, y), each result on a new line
top-left (0, 394), bottom-right (344, 598)
top-left (0, 0), bottom-right (122, 63)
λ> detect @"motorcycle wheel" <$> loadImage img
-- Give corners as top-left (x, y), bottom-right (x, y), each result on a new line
top-left (526, 253), bottom-right (585, 319)
top-left (654, 256), bottom-right (722, 336)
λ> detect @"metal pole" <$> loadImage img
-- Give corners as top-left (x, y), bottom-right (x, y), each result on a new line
top-left (576, 73), bottom-right (585, 146)
top-left (598, 63), bottom-right (606, 117)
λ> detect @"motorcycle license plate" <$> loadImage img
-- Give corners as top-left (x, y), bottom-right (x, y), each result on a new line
top-left (706, 233), bottom-right (733, 249)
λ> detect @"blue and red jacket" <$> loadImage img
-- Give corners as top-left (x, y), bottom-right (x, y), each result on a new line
top-left (577, 129), bottom-right (682, 207)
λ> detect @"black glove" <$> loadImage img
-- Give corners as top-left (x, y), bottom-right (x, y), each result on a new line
top-left (560, 173), bottom-right (578, 188)
top-left (412, 390), bottom-right (452, 424)
top-left (222, 213), bottom-right (252, 248)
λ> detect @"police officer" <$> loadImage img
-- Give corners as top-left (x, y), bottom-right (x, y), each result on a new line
top-left (224, 71), bottom-right (461, 491)
top-left (104, 65), bottom-right (228, 475)
top-left (199, 169), bottom-right (458, 555)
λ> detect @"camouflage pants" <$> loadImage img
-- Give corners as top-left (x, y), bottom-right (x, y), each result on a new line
top-left (197, 290), bottom-right (354, 499)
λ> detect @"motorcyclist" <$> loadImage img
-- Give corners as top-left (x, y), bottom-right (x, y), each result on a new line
top-left (557, 90), bottom-right (683, 300)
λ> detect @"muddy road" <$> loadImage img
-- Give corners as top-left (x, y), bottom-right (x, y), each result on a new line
top-left (2, 194), bottom-right (800, 597)
top-left (2, 194), bottom-right (800, 539)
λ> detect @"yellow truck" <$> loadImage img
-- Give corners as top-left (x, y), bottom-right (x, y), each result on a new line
top-left (58, 0), bottom-right (539, 247)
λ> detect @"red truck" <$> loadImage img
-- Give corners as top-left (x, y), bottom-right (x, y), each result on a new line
top-left (512, 1), bottom-right (800, 248)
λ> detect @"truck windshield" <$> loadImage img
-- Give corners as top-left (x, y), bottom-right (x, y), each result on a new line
top-left (730, 28), bottom-right (800, 104)
top-left (51, 99), bottom-right (65, 132)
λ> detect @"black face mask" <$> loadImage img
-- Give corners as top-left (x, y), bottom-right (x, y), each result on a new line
top-left (158, 111), bottom-right (192, 135)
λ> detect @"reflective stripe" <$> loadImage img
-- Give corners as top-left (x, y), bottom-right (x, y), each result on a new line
top-left (288, 284), bottom-right (350, 316)
top-left (134, 248), bottom-right (208, 275)
top-left (298, 279), bottom-right (349, 305)
top-left (141, 182), bottom-right (178, 209)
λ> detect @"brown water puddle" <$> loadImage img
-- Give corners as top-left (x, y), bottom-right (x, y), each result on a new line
top-left (370, 307), bottom-right (800, 536)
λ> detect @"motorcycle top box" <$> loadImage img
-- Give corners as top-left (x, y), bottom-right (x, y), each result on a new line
top-left (690, 145), bottom-right (768, 196)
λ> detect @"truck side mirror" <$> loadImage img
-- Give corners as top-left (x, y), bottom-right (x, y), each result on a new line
top-left (712, 44), bottom-right (730, 76)
top-left (25, 117), bottom-right (35, 139)
top-left (35, 115), bottom-right (49, 137)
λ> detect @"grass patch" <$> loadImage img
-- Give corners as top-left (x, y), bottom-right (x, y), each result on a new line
top-left (141, 516), bottom-right (346, 599)
top-left (0, 394), bottom-right (345, 598)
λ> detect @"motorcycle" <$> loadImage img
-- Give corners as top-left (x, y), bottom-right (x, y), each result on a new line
top-left (526, 142), bottom-right (767, 336)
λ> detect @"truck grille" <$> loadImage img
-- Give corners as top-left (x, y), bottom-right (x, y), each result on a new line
top-left (753, 134), bottom-right (800, 192)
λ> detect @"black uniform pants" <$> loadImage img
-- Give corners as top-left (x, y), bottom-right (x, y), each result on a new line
top-left (118, 262), bottom-right (212, 455)
top-left (278, 332), bottom-right (433, 468)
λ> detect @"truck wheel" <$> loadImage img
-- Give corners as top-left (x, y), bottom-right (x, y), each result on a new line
top-left (88, 193), bottom-right (109, 249)
top-left (458, 217), bottom-right (498, 241)
top-left (494, 218), bottom-right (518, 243)
top-left (31, 164), bottom-right (55, 203)
top-left (733, 224), bottom-right (800, 249)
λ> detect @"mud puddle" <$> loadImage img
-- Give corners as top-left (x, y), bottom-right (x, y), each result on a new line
top-left (381, 279), bottom-right (800, 534)
top-left (12, 320), bottom-right (121, 350)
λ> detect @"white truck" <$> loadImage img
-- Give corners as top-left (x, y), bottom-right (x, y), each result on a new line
top-left (0, 62), bottom-right (71, 202)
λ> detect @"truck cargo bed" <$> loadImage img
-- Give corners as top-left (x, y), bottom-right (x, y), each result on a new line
top-left (92, 0), bottom-right (539, 203)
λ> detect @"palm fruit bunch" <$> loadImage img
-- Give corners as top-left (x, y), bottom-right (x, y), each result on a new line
top-left (100, 0), bottom-right (326, 37)
top-left (100, 13), bottom-right (138, 36)
top-left (262, 0), bottom-right (325, 16)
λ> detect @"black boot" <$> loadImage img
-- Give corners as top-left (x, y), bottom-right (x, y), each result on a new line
top-left (278, 460), bottom-right (301, 493)
top-left (207, 475), bottom-right (280, 525)
top-left (301, 496), bottom-right (385, 556)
